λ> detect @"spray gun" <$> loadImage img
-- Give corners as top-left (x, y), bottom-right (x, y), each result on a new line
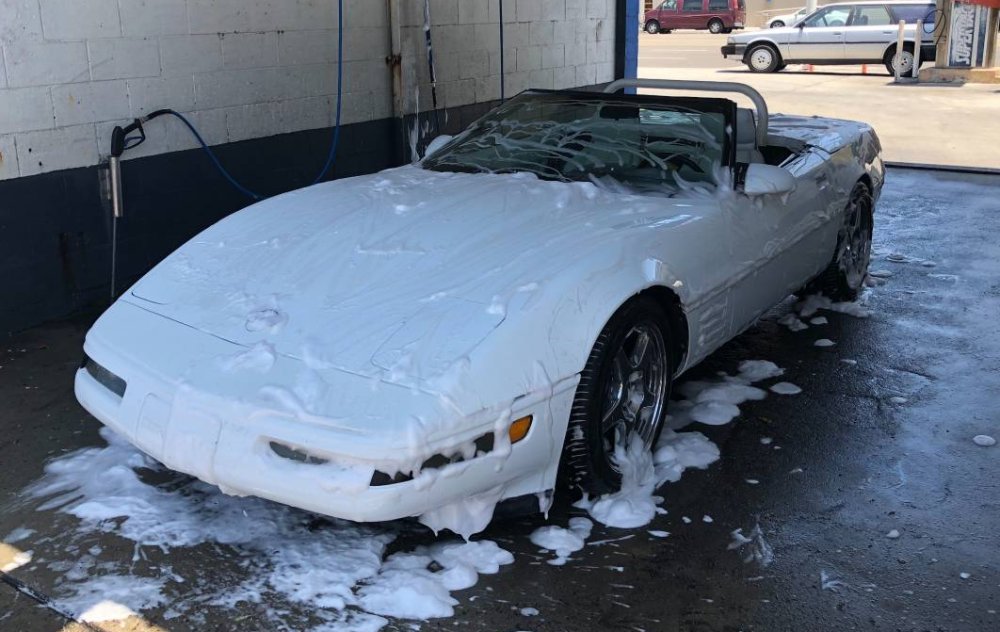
top-left (105, 111), bottom-right (169, 299)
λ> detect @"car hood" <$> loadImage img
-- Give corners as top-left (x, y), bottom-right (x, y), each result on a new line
top-left (126, 165), bottom-right (706, 381)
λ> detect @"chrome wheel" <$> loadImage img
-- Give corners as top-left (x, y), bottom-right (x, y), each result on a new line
top-left (600, 322), bottom-right (669, 462)
top-left (708, 19), bottom-right (724, 34)
top-left (836, 186), bottom-right (873, 291)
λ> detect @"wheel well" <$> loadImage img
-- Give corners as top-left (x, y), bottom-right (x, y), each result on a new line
top-left (884, 41), bottom-right (914, 58)
top-left (635, 286), bottom-right (689, 372)
top-left (858, 173), bottom-right (873, 191)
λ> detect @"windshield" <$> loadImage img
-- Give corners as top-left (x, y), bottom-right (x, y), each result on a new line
top-left (422, 91), bottom-right (734, 196)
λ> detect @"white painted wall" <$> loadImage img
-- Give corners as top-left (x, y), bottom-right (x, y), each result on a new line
top-left (0, 0), bottom-right (617, 180)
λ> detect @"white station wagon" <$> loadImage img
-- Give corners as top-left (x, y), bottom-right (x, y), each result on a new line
top-left (723, 1), bottom-right (936, 74)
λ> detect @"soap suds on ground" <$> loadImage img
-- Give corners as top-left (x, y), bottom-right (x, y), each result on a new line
top-left (23, 428), bottom-right (512, 630)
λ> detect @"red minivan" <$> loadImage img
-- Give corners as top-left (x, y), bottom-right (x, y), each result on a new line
top-left (643, 0), bottom-right (746, 34)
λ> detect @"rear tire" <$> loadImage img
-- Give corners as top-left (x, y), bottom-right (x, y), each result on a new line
top-left (562, 297), bottom-right (674, 497)
top-left (884, 43), bottom-right (915, 76)
top-left (805, 181), bottom-right (874, 301)
top-left (645, 20), bottom-right (660, 34)
top-left (746, 43), bottom-right (781, 73)
top-left (708, 18), bottom-right (725, 34)
top-left (770, 20), bottom-right (785, 28)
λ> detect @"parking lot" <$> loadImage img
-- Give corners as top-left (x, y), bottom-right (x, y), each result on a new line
top-left (3, 167), bottom-right (999, 631)
top-left (639, 31), bottom-right (1000, 169)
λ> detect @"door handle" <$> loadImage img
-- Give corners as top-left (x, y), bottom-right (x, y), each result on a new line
top-left (832, 31), bottom-right (842, 35)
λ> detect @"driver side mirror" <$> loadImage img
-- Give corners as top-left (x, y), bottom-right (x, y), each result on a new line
top-left (742, 163), bottom-right (796, 196)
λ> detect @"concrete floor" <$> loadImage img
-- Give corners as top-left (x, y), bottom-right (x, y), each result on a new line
top-left (2, 167), bottom-right (999, 631)
top-left (638, 31), bottom-right (1000, 170)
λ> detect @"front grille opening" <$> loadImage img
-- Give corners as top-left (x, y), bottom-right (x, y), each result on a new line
top-left (268, 441), bottom-right (329, 465)
top-left (82, 355), bottom-right (127, 398)
top-left (370, 431), bottom-right (495, 487)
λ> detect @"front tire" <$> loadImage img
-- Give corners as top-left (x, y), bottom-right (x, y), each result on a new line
top-left (645, 20), bottom-right (660, 34)
top-left (746, 43), bottom-right (781, 73)
top-left (708, 18), bottom-right (725, 34)
top-left (562, 298), bottom-right (673, 497)
top-left (807, 181), bottom-right (874, 301)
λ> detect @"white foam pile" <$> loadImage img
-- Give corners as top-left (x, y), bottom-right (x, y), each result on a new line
top-left (727, 524), bottom-right (774, 567)
top-left (778, 293), bottom-right (871, 332)
top-left (667, 360), bottom-right (784, 427)
top-left (796, 294), bottom-right (871, 319)
top-left (529, 517), bottom-right (594, 566)
top-left (24, 428), bottom-right (512, 630)
top-left (567, 360), bottom-right (787, 531)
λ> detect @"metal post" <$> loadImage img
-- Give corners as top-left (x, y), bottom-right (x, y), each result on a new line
top-left (894, 19), bottom-right (906, 81)
top-left (912, 19), bottom-right (923, 78)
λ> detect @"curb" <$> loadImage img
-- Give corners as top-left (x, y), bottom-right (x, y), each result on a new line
top-left (885, 161), bottom-right (1000, 176)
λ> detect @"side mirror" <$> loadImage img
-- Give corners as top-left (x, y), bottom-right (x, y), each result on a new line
top-left (743, 163), bottom-right (796, 196)
top-left (796, 21), bottom-right (805, 28)
top-left (422, 135), bottom-right (453, 160)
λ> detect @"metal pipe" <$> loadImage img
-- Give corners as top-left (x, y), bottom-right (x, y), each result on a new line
top-left (603, 78), bottom-right (769, 146)
top-left (913, 19), bottom-right (923, 78)
top-left (108, 156), bottom-right (123, 299)
top-left (109, 156), bottom-right (123, 219)
top-left (894, 19), bottom-right (906, 81)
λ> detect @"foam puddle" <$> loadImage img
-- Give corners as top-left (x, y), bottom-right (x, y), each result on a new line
top-left (22, 356), bottom-right (796, 626)
top-left (21, 428), bottom-right (511, 630)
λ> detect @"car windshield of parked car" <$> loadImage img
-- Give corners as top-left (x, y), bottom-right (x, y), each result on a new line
top-left (803, 6), bottom-right (851, 26)
top-left (422, 91), bottom-right (733, 196)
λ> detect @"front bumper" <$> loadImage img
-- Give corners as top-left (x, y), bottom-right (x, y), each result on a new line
top-left (76, 300), bottom-right (577, 523)
top-left (721, 44), bottom-right (746, 59)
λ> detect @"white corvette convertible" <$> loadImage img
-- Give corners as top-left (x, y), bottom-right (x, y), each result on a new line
top-left (77, 79), bottom-right (882, 535)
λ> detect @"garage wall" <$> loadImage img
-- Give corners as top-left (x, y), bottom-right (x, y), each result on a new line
top-left (0, 0), bottom-right (617, 179)
top-left (0, 0), bottom-right (629, 334)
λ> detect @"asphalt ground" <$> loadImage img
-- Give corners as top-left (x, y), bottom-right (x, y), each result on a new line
top-left (2, 167), bottom-right (999, 631)
top-left (638, 31), bottom-right (1000, 169)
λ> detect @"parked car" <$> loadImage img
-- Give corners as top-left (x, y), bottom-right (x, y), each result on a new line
top-left (644, 0), bottom-right (747, 34)
top-left (722, 1), bottom-right (936, 74)
top-left (768, 7), bottom-right (810, 28)
top-left (76, 79), bottom-right (882, 536)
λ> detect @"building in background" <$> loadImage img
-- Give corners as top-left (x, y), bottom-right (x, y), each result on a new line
top-left (922, 0), bottom-right (999, 82)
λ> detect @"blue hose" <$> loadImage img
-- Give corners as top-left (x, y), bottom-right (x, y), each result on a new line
top-left (143, 0), bottom-right (344, 201)
top-left (311, 0), bottom-right (344, 184)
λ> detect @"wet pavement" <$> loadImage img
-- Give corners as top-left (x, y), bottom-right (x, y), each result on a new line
top-left (2, 167), bottom-right (999, 631)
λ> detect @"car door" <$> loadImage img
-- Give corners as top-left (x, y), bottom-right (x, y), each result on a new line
top-left (844, 4), bottom-right (895, 61)
top-left (726, 151), bottom-right (843, 331)
top-left (785, 5), bottom-right (853, 60)
top-left (680, 0), bottom-right (706, 29)
top-left (657, 0), bottom-right (680, 29)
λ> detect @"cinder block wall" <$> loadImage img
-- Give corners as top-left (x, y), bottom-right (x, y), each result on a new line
top-left (0, 0), bottom-right (618, 180)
